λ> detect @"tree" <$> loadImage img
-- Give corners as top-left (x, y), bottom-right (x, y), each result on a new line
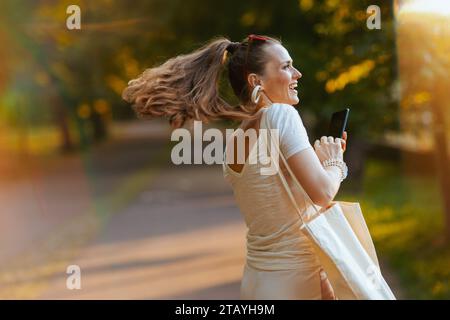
top-left (396, 5), bottom-right (450, 241)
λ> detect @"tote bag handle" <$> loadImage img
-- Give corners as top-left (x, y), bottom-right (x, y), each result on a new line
top-left (261, 108), bottom-right (326, 222)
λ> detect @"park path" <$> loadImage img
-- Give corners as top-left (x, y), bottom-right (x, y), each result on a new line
top-left (39, 162), bottom-right (246, 299)
top-left (0, 120), bottom-right (247, 299)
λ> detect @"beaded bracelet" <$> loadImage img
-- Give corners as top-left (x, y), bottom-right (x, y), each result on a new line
top-left (322, 158), bottom-right (348, 182)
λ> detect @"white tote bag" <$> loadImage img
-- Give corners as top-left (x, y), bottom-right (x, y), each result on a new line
top-left (263, 111), bottom-right (396, 300)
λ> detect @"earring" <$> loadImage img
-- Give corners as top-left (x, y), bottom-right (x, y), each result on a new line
top-left (251, 85), bottom-right (262, 104)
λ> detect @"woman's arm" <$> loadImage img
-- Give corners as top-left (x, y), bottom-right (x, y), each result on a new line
top-left (266, 104), bottom-right (346, 207)
top-left (286, 147), bottom-right (342, 208)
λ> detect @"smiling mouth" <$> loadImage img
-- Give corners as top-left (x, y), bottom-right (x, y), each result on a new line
top-left (288, 83), bottom-right (298, 92)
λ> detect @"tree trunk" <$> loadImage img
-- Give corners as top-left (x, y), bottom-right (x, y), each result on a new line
top-left (91, 112), bottom-right (108, 143)
top-left (431, 81), bottom-right (450, 242)
top-left (52, 96), bottom-right (73, 153)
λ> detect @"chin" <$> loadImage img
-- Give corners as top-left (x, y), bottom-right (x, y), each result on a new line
top-left (273, 95), bottom-right (299, 106)
top-left (288, 97), bottom-right (299, 105)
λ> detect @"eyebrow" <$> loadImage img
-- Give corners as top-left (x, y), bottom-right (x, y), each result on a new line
top-left (281, 60), bottom-right (293, 65)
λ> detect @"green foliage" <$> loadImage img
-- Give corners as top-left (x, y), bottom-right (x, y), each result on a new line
top-left (0, 0), bottom-right (399, 140)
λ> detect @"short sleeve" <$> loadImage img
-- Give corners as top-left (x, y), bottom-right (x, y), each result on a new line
top-left (265, 104), bottom-right (312, 159)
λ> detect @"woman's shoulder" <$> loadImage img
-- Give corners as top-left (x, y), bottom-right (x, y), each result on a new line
top-left (265, 103), bottom-right (301, 124)
top-left (266, 103), bottom-right (298, 117)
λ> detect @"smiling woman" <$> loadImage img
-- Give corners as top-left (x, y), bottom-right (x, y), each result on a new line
top-left (121, 34), bottom-right (374, 300)
top-left (248, 43), bottom-right (302, 105)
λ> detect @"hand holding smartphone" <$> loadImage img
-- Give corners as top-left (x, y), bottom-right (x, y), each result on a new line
top-left (327, 108), bottom-right (349, 139)
top-left (314, 108), bottom-right (350, 156)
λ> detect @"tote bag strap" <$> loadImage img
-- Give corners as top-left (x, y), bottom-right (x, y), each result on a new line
top-left (261, 109), bottom-right (323, 223)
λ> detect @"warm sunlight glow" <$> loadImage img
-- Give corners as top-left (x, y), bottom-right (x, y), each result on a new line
top-left (399, 0), bottom-right (450, 16)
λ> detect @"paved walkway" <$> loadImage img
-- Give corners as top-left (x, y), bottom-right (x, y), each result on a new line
top-left (39, 163), bottom-right (246, 299)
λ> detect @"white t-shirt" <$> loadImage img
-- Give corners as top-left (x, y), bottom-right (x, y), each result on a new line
top-left (223, 103), bottom-right (315, 235)
top-left (264, 103), bottom-right (311, 159)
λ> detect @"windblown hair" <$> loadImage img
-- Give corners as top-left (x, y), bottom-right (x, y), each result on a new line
top-left (122, 35), bottom-right (281, 129)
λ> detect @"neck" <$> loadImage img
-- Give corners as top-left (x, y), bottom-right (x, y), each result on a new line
top-left (256, 92), bottom-right (273, 111)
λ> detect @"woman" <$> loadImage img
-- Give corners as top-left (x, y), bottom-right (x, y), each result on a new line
top-left (122, 35), bottom-right (348, 299)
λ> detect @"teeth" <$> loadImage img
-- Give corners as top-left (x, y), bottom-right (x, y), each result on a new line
top-left (289, 84), bottom-right (297, 90)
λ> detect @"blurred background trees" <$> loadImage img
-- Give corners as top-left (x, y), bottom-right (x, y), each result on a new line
top-left (396, 1), bottom-right (450, 241)
top-left (0, 0), bottom-right (398, 150)
top-left (1, 0), bottom-right (449, 299)
top-left (0, 0), bottom-right (449, 237)
top-left (2, 0), bottom-right (450, 236)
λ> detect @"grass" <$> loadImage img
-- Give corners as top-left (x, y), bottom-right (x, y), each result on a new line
top-left (337, 158), bottom-right (450, 299)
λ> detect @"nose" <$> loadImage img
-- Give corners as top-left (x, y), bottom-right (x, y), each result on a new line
top-left (294, 68), bottom-right (302, 79)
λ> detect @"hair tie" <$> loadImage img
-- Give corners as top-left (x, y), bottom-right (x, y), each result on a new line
top-left (226, 42), bottom-right (240, 54)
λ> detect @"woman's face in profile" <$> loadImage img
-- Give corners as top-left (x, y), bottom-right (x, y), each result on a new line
top-left (257, 43), bottom-right (302, 106)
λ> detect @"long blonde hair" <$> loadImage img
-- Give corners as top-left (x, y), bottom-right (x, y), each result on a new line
top-left (122, 35), bottom-right (280, 129)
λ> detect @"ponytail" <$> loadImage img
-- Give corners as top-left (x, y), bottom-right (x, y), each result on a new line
top-left (122, 36), bottom-right (278, 128)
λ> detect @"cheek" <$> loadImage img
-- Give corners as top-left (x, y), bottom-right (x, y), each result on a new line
top-left (277, 74), bottom-right (292, 96)
top-left (267, 73), bottom-right (290, 96)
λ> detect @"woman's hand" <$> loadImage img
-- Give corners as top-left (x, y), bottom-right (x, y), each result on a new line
top-left (313, 131), bottom-right (346, 163)
top-left (320, 268), bottom-right (336, 300)
top-left (341, 131), bottom-right (347, 152)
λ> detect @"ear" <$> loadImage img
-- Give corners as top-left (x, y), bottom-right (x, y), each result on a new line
top-left (247, 73), bottom-right (261, 88)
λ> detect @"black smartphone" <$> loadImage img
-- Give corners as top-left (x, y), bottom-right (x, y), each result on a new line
top-left (327, 108), bottom-right (350, 138)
